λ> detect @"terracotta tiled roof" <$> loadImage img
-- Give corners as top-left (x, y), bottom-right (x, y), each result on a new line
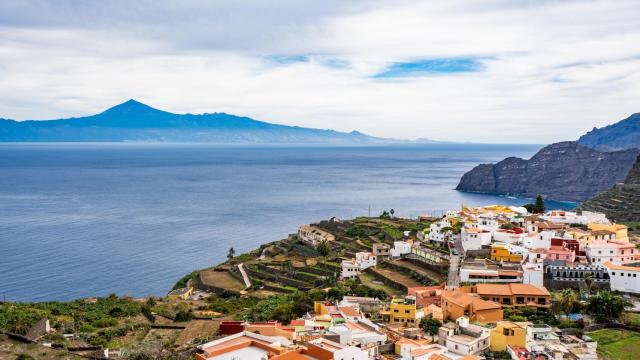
top-left (602, 262), bottom-right (640, 271)
top-left (338, 306), bottom-right (360, 317)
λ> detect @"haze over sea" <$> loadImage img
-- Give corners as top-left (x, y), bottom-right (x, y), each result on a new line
top-left (0, 143), bottom-right (571, 302)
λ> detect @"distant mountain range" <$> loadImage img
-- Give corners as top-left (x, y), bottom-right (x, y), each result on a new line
top-left (457, 113), bottom-right (640, 203)
top-left (0, 100), bottom-right (414, 144)
top-left (578, 113), bottom-right (640, 151)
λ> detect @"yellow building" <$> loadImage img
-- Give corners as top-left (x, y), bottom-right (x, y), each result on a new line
top-left (491, 243), bottom-right (523, 263)
top-left (390, 296), bottom-right (423, 325)
top-left (167, 286), bottom-right (193, 300)
top-left (588, 223), bottom-right (629, 243)
top-left (490, 321), bottom-right (528, 351)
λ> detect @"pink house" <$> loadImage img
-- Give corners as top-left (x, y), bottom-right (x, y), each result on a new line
top-left (545, 245), bottom-right (576, 263)
top-left (587, 240), bottom-right (636, 265)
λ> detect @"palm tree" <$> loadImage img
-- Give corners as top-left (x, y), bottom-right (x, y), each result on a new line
top-left (584, 272), bottom-right (593, 295)
top-left (558, 289), bottom-right (577, 316)
top-left (316, 239), bottom-right (331, 284)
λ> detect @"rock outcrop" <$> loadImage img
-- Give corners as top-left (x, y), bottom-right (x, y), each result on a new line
top-left (578, 113), bottom-right (640, 151)
top-left (579, 155), bottom-right (640, 222)
top-left (456, 141), bottom-right (640, 202)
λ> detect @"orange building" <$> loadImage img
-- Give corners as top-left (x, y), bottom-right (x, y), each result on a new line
top-left (441, 289), bottom-right (503, 323)
top-left (473, 284), bottom-right (551, 309)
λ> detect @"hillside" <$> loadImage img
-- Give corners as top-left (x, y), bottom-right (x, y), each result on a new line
top-left (0, 100), bottom-right (389, 143)
top-left (456, 141), bottom-right (640, 202)
top-left (579, 155), bottom-right (640, 222)
top-left (578, 113), bottom-right (640, 151)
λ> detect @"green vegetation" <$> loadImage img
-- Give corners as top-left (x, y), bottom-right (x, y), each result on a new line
top-left (504, 306), bottom-right (557, 325)
top-left (621, 221), bottom-right (640, 231)
top-left (172, 270), bottom-right (199, 290)
top-left (621, 312), bottom-right (640, 326)
top-left (523, 194), bottom-right (546, 214)
top-left (0, 295), bottom-right (152, 348)
top-left (346, 225), bottom-right (373, 238)
top-left (420, 318), bottom-right (441, 341)
top-left (587, 329), bottom-right (640, 360)
top-left (586, 291), bottom-right (631, 322)
top-left (383, 227), bottom-right (404, 240)
top-left (0, 295), bottom-right (141, 336)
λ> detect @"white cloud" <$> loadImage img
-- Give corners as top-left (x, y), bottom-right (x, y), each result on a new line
top-left (0, 0), bottom-right (639, 143)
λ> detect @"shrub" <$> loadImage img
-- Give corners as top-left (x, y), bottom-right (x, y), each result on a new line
top-left (174, 310), bottom-right (192, 322)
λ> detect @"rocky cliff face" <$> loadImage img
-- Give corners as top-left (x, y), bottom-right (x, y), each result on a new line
top-left (580, 155), bottom-right (640, 221)
top-left (578, 113), bottom-right (640, 151)
top-left (456, 141), bottom-right (640, 202)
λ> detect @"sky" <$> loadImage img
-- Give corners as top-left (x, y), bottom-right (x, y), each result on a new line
top-left (1, 0), bottom-right (640, 143)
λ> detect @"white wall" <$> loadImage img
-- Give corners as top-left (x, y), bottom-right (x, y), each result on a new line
top-left (608, 268), bottom-right (640, 294)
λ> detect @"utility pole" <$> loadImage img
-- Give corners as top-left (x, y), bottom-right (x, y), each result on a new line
top-left (368, 205), bottom-right (371, 217)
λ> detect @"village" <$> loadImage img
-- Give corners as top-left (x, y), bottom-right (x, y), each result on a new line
top-left (2, 200), bottom-right (640, 360)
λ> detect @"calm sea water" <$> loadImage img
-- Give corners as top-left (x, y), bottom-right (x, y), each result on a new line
top-left (0, 143), bottom-right (569, 302)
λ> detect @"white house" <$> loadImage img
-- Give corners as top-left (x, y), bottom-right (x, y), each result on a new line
top-left (439, 316), bottom-right (490, 356)
top-left (523, 230), bottom-right (554, 250)
top-left (391, 240), bottom-right (412, 258)
top-left (298, 224), bottom-right (335, 246)
top-left (328, 319), bottom-right (387, 347)
top-left (492, 229), bottom-right (527, 244)
top-left (341, 260), bottom-right (360, 279)
top-left (540, 210), bottom-right (587, 225)
top-left (521, 254), bottom-right (545, 287)
top-left (477, 214), bottom-right (500, 232)
top-left (461, 227), bottom-right (492, 251)
top-left (581, 211), bottom-right (610, 224)
top-left (459, 266), bottom-right (523, 284)
top-left (603, 262), bottom-right (640, 294)
top-left (397, 340), bottom-right (449, 360)
top-left (355, 252), bottom-right (377, 270)
top-left (429, 219), bottom-right (453, 243)
top-left (308, 338), bottom-right (369, 360)
top-left (197, 331), bottom-right (292, 360)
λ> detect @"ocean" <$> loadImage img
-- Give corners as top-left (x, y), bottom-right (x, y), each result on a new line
top-left (0, 143), bottom-right (568, 302)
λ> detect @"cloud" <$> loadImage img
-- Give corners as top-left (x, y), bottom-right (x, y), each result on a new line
top-left (0, 0), bottom-right (639, 143)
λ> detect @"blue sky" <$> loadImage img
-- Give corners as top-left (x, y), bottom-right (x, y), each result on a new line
top-left (0, 0), bottom-right (639, 143)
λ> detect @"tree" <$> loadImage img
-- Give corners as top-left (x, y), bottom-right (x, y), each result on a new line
top-left (583, 272), bottom-right (593, 295)
top-left (146, 297), bottom-right (157, 308)
top-left (558, 289), bottom-right (577, 316)
top-left (533, 195), bottom-right (545, 213)
top-left (587, 291), bottom-right (631, 322)
top-left (390, 209), bottom-right (395, 218)
top-left (420, 318), bottom-right (442, 341)
top-left (227, 247), bottom-right (235, 260)
top-left (316, 239), bottom-right (331, 283)
top-left (379, 210), bottom-right (391, 219)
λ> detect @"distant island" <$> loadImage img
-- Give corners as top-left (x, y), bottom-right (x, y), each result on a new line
top-left (0, 99), bottom-right (442, 144)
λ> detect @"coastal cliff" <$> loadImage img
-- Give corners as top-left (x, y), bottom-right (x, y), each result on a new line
top-left (579, 155), bottom-right (640, 221)
top-left (456, 141), bottom-right (640, 202)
